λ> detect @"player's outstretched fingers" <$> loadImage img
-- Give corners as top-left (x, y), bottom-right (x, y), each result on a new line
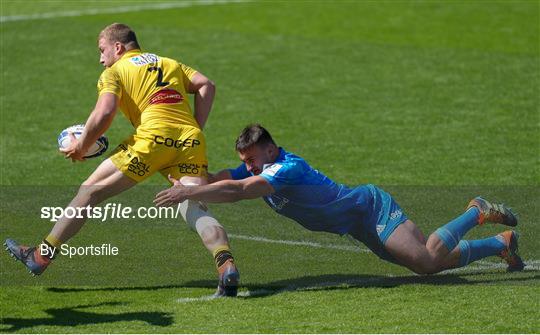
top-left (154, 190), bottom-right (169, 207)
top-left (154, 183), bottom-right (187, 207)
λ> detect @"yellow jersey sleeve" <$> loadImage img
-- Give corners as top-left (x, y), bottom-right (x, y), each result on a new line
top-left (179, 63), bottom-right (197, 91)
top-left (97, 68), bottom-right (122, 98)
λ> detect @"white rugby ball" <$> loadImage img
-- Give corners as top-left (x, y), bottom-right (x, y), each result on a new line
top-left (57, 124), bottom-right (108, 158)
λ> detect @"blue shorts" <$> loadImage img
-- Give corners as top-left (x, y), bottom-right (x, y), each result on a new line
top-left (348, 185), bottom-right (408, 264)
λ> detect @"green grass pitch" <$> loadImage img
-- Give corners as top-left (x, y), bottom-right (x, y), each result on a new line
top-left (1, 0), bottom-right (539, 333)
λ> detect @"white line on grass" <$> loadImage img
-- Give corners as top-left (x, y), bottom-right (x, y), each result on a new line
top-left (176, 294), bottom-right (218, 303)
top-left (0, 0), bottom-right (249, 23)
top-left (228, 233), bottom-right (540, 273)
top-left (176, 233), bottom-right (539, 302)
top-left (177, 276), bottom-right (394, 303)
top-left (177, 261), bottom-right (540, 303)
top-left (228, 233), bottom-right (539, 270)
top-left (228, 233), bottom-right (371, 253)
top-left (442, 262), bottom-right (540, 275)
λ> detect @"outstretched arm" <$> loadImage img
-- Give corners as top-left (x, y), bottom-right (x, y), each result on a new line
top-left (154, 175), bottom-right (274, 206)
top-left (188, 72), bottom-right (215, 129)
top-left (60, 92), bottom-right (118, 161)
top-left (207, 169), bottom-right (233, 184)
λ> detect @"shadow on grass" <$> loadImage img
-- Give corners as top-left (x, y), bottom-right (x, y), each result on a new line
top-left (187, 271), bottom-right (540, 299)
top-left (44, 269), bottom-right (540, 296)
top-left (0, 301), bottom-right (173, 332)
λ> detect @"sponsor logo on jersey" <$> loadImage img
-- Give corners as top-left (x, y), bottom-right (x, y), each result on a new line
top-left (127, 157), bottom-right (150, 177)
top-left (177, 163), bottom-right (207, 175)
top-left (153, 135), bottom-right (200, 148)
top-left (130, 53), bottom-right (159, 66)
top-left (149, 89), bottom-right (183, 105)
top-left (262, 163), bottom-right (282, 177)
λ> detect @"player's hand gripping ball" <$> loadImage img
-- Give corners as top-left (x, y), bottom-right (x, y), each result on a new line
top-left (57, 124), bottom-right (108, 159)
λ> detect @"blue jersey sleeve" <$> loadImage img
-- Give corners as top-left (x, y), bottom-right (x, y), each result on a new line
top-left (228, 163), bottom-right (250, 180)
top-left (259, 161), bottom-right (304, 192)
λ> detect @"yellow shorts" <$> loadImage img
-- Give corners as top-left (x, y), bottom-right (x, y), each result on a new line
top-left (109, 125), bottom-right (208, 183)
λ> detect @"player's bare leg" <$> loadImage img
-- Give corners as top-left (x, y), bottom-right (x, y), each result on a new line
top-left (177, 175), bottom-right (239, 297)
top-left (49, 159), bottom-right (137, 242)
top-left (5, 159), bottom-right (137, 275)
top-left (384, 220), bottom-right (460, 274)
top-left (384, 197), bottom-right (525, 274)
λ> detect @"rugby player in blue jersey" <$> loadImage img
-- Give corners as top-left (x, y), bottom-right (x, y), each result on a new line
top-left (155, 124), bottom-right (525, 274)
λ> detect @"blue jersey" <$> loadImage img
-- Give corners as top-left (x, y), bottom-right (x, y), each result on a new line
top-left (229, 148), bottom-right (406, 239)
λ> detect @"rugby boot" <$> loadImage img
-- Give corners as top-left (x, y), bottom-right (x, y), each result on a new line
top-left (496, 231), bottom-right (525, 272)
top-left (214, 259), bottom-right (239, 298)
top-left (4, 239), bottom-right (51, 276)
top-left (467, 197), bottom-right (518, 226)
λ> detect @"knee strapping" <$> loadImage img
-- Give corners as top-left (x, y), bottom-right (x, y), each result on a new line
top-left (178, 182), bottom-right (222, 235)
top-left (179, 199), bottom-right (223, 235)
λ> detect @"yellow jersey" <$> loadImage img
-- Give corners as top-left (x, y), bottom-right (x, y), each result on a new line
top-left (97, 49), bottom-right (199, 130)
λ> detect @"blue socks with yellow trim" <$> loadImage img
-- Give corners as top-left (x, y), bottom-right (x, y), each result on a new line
top-left (457, 236), bottom-right (506, 267)
top-left (435, 207), bottom-right (480, 251)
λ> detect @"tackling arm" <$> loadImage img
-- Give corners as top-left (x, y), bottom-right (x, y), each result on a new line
top-left (207, 169), bottom-right (233, 184)
top-left (154, 175), bottom-right (274, 206)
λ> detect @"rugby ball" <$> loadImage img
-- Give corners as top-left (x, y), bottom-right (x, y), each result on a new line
top-left (57, 124), bottom-right (109, 158)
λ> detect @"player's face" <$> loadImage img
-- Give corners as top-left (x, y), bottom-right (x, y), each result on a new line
top-left (238, 144), bottom-right (277, 175)
top-left (98, 38), bottom-right (121, 67)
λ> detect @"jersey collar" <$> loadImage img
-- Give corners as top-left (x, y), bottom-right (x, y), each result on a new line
top-left (262, 148), bottom-right (286, 171)
top-left (120, 48), bottom-right (142, 60)
top-left (277, 147), bottom-right (286, 161)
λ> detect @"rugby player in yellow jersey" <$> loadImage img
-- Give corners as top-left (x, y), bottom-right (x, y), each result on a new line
top-left (4, 23), bottom-right (239, 297)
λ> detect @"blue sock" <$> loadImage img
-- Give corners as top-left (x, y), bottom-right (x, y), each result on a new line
top-left (435, 207), bottom-right (480, 251)
top-left (457, 236), bottom-right (506, 267)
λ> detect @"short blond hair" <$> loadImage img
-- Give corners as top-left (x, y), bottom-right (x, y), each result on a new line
top-left (98, 23), bottom-right (140, 50)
